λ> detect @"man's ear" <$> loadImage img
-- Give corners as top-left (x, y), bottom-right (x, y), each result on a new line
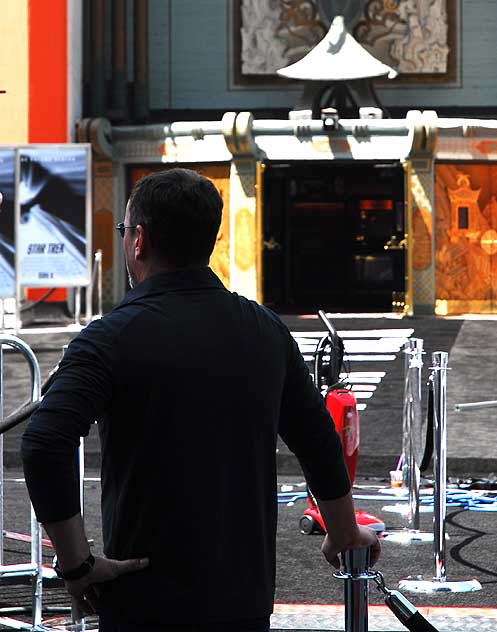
top-left (134, 224), bottom-right (147, 260)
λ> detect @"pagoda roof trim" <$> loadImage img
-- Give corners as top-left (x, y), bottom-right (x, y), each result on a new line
top-left (277, 15), bottom-right (398, 82)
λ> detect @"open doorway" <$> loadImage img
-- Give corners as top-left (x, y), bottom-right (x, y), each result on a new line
top-left (262, 162), bottom-right (405, 313)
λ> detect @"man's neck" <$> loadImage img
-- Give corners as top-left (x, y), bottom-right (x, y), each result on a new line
top-left (136, 261), bottom-right (208, 284)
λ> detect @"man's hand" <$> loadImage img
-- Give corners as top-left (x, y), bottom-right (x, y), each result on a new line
top-left (321, 525), bottom-right (381, 569)
top-left (64, 554), bottom-right (149, 618)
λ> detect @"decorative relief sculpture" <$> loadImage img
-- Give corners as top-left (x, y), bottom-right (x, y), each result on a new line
top-left (240, 0), bottom-right (325, 75)
top-left (355, 0), bottom-right (449, 74)
top-left (238, 0), bottom-right (452, 78)
top-left (435, 165), bottom-right (497, 303)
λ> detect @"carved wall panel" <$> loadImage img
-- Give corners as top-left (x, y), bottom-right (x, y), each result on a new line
top-left (235, 0), bottom-right (456, 83)
top-left (128, 164), bottom-right (230, 288)
top-left (355, 0), bottom-right (450, 75)
top-left (239, 0), bottom-right (326, 76)
top-left (435, 164), bottom-right (497, 308)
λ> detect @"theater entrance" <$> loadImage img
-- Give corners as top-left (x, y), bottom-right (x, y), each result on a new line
top-left (262, 162), bottom-right (406, 313)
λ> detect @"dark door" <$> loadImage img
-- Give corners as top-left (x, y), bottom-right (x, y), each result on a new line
top-left (262, 162), bottom-right (405, 313)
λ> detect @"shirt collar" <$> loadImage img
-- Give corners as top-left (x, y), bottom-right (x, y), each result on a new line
top-left (117, 267), bottom-right (226, 307)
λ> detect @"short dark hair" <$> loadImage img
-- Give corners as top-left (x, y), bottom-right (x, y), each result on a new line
top-left (128, 168), bottom-right (223, 268)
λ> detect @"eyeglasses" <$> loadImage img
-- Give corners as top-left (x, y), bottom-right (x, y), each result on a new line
top-left (115, 222), bottom-right (137, 238)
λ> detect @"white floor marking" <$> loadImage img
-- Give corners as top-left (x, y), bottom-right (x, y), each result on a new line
top-left (346, 377), bottom-right (381, 384)
top-left (342, 371), bottom-right (386, 377)
top-left (293, 327), bottom-right (409, 413)
top-left (291, 328), bottom-right (414, 338)
top-left (344, 354), bottom-right (396, 362)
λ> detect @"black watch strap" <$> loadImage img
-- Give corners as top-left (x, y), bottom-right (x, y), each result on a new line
top-left (54, 553), bottom-right (95, 581)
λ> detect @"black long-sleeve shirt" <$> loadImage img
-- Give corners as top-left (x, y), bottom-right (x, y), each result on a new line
top-left (21, 267), bottom-right (350, 624)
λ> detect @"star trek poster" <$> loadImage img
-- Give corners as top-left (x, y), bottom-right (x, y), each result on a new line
top-left (0, 149), bottom-right (15, 297)
top-left (17, 146), bottom-right (91, 287)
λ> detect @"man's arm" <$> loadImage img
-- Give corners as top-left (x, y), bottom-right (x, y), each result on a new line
top-left (21, 324), bottom-right (148, 616)
top-left (278, 331), bottom-right (380, 566)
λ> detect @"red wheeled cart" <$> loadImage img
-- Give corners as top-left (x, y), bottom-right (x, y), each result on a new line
top-left (299, 311), bottom-right (385, 535)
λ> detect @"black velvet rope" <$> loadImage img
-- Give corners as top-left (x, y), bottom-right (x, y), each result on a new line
top-left (420, 380), bottom-right (434, 472)
top-left (402, 611), bottom-right (439, 632)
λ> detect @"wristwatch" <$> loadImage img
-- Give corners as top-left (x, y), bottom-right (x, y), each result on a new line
top-left (53, 552), bottom-right (95, 581)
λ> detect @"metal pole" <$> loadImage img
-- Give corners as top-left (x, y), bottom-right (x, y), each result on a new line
top-left (432, 351), bottom-right (447, 581)
top-left (0, 336), bottom-right (49, 629)
top-left (400, 351), bottom-right (482, 593)
top-left (112, 119), bottom-right (412, 141)
top-left (343, 547), bottom-right (371, 632)
top-left (405, 339), bottom-right (423, 531)
top-left (383, 339), bottom-right (432, 541)
top-left (75, 287), bottom-right (81, 326)
top-left (455, 400), bottom-right (497, 411)
top-left (27, 345), bottom-right (42, 628)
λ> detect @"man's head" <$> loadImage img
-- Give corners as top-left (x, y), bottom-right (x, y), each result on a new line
top-left (122, 168), bottom-right (223, 287)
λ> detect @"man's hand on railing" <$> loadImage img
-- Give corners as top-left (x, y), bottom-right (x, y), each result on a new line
top-left (321, 525), bottom-right (381, 569)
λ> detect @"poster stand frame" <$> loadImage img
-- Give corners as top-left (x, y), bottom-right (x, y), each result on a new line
top-left (13, 144), bottom-right (92, 331)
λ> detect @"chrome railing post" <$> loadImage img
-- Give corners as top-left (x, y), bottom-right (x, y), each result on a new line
top-left (383, 338), bottom-right (432, 543)
top-left (399, 351), bottom-right (482, 594)
top-left (432, 351), bottom-right (448, 581)
top-left (334, 547), bottom-right (378, 632)
top-left (404, 338), bottom-right (423, 531)
top-left (343, 547), bottom-right (370, 632)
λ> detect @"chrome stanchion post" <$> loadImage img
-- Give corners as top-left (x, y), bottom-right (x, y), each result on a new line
top-left (334, 547), bottom-right (377, 632)
top-left (26, 342), bottom-right (43, 627)
top-left (400, 351), bottom-right (482, 594)
top-left (383, 338), bottom-right (432, 543)
top-left (433, 352), bottom-right (447, 582)
top-left (344, 548), bottom-right (370, 632)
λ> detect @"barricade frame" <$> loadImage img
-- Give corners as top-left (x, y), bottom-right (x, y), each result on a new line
top-left (0, 336), bottom-right (90, 631)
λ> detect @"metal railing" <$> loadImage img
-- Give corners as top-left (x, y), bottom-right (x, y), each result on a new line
top-left (383, 338), bottom-right (432, 543)
top-left (399, 352), bottom-right (482, 594)
top-left (0, 338), bottom-right (90, 631)
top-left (0, 335), bottom-right (45, 630)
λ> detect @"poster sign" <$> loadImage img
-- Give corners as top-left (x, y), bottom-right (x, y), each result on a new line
top-left (17, 146), bottom-right (91, 287)
top-left (0, 149), bottom-right (15, 297)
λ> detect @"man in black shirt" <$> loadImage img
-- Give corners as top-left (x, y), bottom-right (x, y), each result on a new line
top-left (22, 168), bottom-right (380, 631)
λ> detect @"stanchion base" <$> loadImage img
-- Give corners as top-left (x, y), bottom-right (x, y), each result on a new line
top-left (381, 503), bottom-right (432, 514)
top-left (399, 575), bottom-right (482, 593)
top-left (382, 529), bottom-right (434, 543)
